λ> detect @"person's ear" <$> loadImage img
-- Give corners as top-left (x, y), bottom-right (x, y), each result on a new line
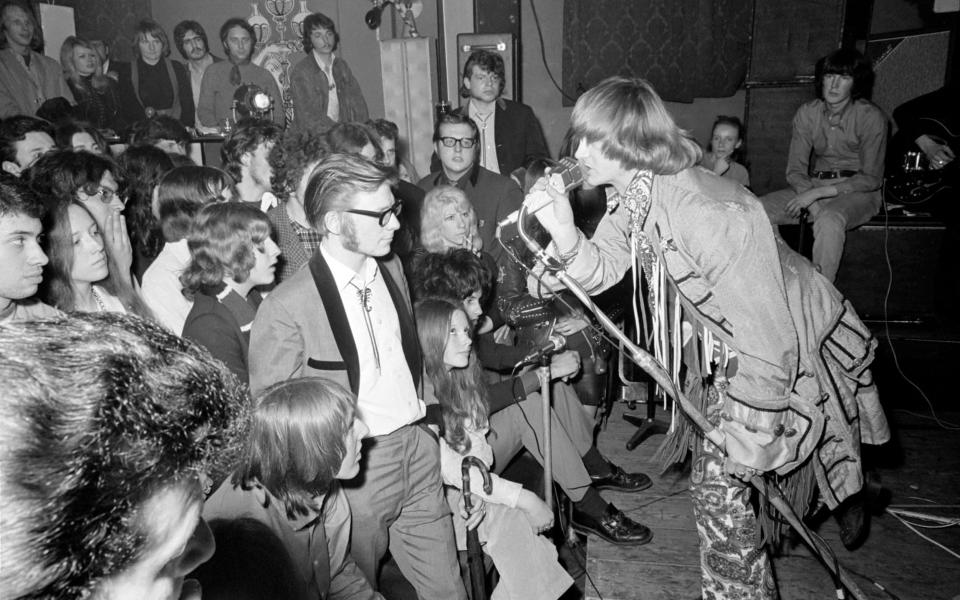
top-left (2, 161), bottom-right (21, 177)
top-left (324, 211), bottom-right (342, 235)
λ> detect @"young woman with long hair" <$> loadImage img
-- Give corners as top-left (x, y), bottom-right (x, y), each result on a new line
top-left (39, 198), bottom-right (151, 317)
top-left (59, 36), bottom-right (125, 132)
top-left (415, 297), bottom-right (574, 600)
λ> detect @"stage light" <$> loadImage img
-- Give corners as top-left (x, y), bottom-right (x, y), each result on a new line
top-left (231, 84), bottom-right (274, 121)
top-left (365, 1), bottom-right (393, 29)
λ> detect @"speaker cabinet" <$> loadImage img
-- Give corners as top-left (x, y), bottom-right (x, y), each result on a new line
top-left (834, 221), bottom-right (945, 320)
top-left (867, 30), bottom-right (951, 120)
top-left (456, 32), bottom-right (518, 101)
top-left (380, 37), bottom-right (437, 179)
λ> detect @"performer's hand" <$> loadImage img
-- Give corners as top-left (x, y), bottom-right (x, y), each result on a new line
top-left (459, 493), bottom-right (486, 531)
top-left (786, 186), bottom-right (837, 219)
top-left (555, 313), bottom-right (589, 335)
top-left (517, 489), bottom-right (554, 534)
top-left (549, 349), bottom-right (581, 380)
top-left (523, 175), bottom-right (578, 253)
top-left (724, 458), bottom-right (759, 483)
top-left (916, 135), bottom-right (955, 170)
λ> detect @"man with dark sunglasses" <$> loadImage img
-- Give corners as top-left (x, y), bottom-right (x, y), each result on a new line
top-left (250, 153), bottom-right (468, 599)
top-left (418, 111), bottom-right (522, 262)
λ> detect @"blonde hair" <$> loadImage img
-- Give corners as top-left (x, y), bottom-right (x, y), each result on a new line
top-left (570, 76), bottom-right (701, 175)
top-left (60, 36), bottom-right (109, 92)
top-left (419, 185), bottom-right (480, 253)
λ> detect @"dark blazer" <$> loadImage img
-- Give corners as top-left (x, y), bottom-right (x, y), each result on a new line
top-left (182, 289), bottom-right (261, 385)
top-left (430, 98), bottom-right (550, 176)
top-left (249, 251), bottom-right (422, 398)
top-left (117, 58), bottom-right (196, 127)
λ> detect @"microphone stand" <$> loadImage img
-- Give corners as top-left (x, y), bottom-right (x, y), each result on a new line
top-left (536, 353), bottom-right (554, 511)
top-left (510, 207), bottom-right (868, 600)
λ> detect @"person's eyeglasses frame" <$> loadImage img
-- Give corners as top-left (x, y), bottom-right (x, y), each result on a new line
top-left (438, 136), bottom-right (478, 149)
top-left (343, 199), bottom-right (403, 227)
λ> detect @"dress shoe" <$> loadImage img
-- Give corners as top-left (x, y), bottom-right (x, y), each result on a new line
top-left (590, 462), bottom-right (653, 493)
top-left (571, 503), bottom-right (653, 546)
top-left (834, 492), bottom-right (869, 551)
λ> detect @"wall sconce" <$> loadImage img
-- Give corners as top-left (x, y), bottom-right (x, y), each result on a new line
top-left (365, 0), bottom-right (421, 37)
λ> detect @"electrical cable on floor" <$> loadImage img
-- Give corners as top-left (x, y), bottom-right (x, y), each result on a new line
top-left (527, 0), bottom-right (578, 103)
top-left (885, 508), bottom-right (960, 560)
top-left (879, 194), bottom-right (960, 431)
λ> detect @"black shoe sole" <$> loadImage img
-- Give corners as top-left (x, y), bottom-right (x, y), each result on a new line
top-left (591, 478), bottom-right (654, 494)
top-left (570, 520), bottom-right (654, 546)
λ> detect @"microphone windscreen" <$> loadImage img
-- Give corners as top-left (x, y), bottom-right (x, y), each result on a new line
top-left (548, 157), bottom-right (583, 193)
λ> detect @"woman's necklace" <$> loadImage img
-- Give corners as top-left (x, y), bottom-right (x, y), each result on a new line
top-left (91, 287), bottom-right (107, 312)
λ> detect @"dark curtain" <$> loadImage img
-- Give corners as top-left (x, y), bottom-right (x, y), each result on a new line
top-left (32, 0), bottom-right (152, 62)
top-left (562, 0), bottom-right (753, 104)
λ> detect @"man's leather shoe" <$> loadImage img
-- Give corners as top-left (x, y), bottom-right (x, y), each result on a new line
top-left (572, 503), bottom-right (653, 546)
top-left (590, 462), bottom-right (653, 493)
top-left (834, 493), bottom-right (869, 551)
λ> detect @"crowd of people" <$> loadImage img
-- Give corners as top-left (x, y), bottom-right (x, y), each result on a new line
top-left (1, 1), bottom-right (899, 599)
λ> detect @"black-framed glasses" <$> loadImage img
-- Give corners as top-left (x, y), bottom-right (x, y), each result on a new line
top-left (438, 136), bottom-right (477, 149)
top-left (344, 199), bottom-right (402, 227)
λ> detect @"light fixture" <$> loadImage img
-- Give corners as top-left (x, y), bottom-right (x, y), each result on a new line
top-left (231, 84), bottom-right (274, 122)
top-left (365, 0), bottom-right (421, 37)
top-left (365, 0), bottom-right (393, 29)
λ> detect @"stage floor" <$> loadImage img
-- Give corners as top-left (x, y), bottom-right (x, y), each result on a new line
top-left (584, 398), bottom-right (960, 600)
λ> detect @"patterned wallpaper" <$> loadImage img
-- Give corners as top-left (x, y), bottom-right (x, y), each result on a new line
top-left (562, 0), bottom-right (752, 104)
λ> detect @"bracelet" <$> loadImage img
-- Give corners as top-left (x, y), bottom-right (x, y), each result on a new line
top-left (557, 230), bottom-right (583, 266)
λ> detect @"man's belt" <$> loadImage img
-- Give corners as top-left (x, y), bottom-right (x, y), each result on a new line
top-left (812, 170), bottom-right (857, 179)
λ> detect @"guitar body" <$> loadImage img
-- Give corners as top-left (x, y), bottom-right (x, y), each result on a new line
top-left (886, 118), bottom-right (958, 206)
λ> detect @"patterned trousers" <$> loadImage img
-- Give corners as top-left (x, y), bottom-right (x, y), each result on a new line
top-left (690, 399), bottom-right (779, 599)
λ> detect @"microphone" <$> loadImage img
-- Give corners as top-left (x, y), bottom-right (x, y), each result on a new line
top-left (497, 157), bottom-right (584, 228)
top-left (521, 333), bottom-right (566, 363)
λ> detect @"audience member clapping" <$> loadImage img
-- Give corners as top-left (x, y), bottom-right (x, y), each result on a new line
top-left (0, 312), bottom-right (247, 600)
top-left (141, 164), bottom-right (233, 333)
top-left (181, 202), bottom-right (280, 384)
top-left (204, 377), bottom-right (382, 600)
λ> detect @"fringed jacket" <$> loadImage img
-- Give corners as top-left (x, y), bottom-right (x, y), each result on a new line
top-left (532, 166), bottom-right (889, 508)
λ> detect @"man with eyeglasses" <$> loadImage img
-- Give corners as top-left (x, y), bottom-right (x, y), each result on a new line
top-left (251, 153), bottom-right (468, 599)
top-left (418, 111), bottom-right (522, 262)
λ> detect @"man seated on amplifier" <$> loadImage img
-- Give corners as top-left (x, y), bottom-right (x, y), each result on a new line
top-left (760, 48), bottom-right (887, 282)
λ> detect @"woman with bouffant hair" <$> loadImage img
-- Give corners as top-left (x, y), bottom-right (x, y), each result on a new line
top-left (203, 377), bottom-right (378, 599)
top-left (180, 202), bottom-right (279, 383)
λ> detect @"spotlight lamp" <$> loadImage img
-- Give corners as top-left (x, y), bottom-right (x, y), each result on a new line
top-left (232, 84), bottom-right (274, 122)
top-left (365, 0), bottom-right (421, 37)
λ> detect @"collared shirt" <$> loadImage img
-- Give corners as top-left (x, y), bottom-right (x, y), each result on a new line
top-left (187, 53), bottom-right (215, 109)
top-left (142, 239), bottom-right (193, 334)
top-left (468, 101), bottom-right (500, 174)
top-left (785, 98), bottom-right (887, 195)
top-left (291, 218), bottom-right (322, 258)
top-left (319, 245), bottom-right (424, 436)
top-left (314, 52), bottom-right (340, 122)
top-left (0, 298), bottom-right (60, 323)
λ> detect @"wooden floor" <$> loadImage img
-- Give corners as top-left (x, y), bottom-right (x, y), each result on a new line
top-left (584, 398), bottom-right (960, 600)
